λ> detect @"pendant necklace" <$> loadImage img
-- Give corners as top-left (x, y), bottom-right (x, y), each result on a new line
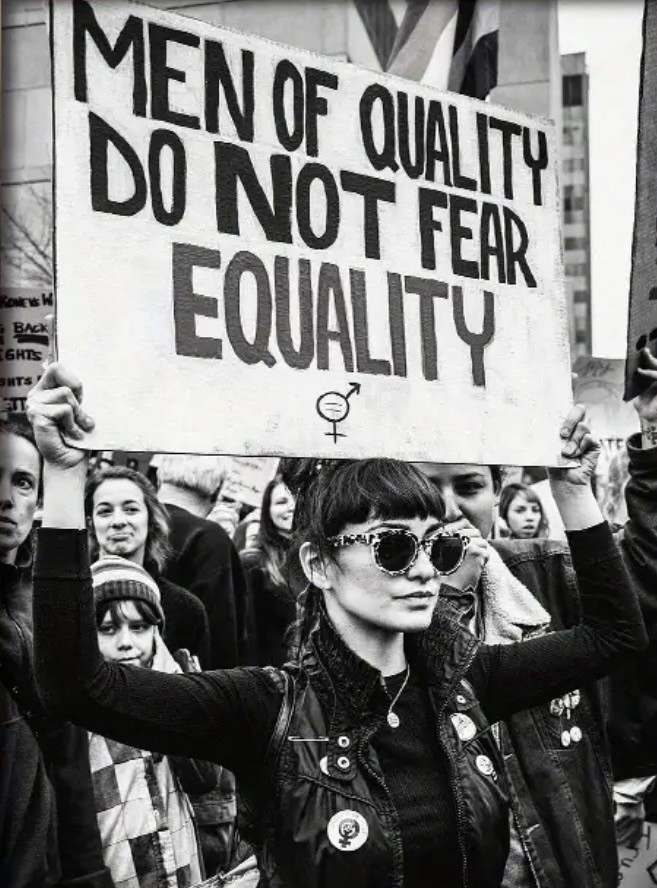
top-left (384, 665), bottom-right (411, 729)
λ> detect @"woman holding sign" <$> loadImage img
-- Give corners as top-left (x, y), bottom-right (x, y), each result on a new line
top-left (29, 363), bottom-right (645, 888)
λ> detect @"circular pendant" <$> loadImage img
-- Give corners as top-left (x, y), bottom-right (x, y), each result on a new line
top-left (387, 711), bottom-right (400, 728)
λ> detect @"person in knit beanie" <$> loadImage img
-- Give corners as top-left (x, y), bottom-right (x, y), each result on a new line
top-left (92, 556), bottom-right (165, 669)
top-left (88, 555), bottom-right (216, 887)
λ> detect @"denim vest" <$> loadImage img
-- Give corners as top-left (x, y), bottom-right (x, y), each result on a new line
top-left (246, 607), bottom-right (512, 888)
top-left (493, 538), bottom-right (617, 888)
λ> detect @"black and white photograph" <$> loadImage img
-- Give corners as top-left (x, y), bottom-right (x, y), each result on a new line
top-left (2, 1), bottom-right (657, 885)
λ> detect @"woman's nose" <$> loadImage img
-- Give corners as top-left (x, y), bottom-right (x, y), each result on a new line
top-left (442, 489), bottom-right (463, 523)
top-left (408, 544), bottom-right (436, 579)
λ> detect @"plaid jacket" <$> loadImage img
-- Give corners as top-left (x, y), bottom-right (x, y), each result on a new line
top-left (89, 732), bottom-right (202, 888)
top-left (89, 636), bottom-right (203, 888)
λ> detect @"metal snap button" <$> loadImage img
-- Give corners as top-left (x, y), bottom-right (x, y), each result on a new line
top-left (456, 694), bottom-right (467, 706)
top-left (319, 756), bottom-right (329, 775)
top-left (337, 735), bottom-right (350, 748)
top-left (337, 755), bottom-right (350, 770)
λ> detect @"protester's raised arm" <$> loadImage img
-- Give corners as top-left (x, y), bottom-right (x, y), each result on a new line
top-left (26, 362), bottom-right (92, 529)
top-left (27, 365), bottom-right (282, 779)
top-left (547, 405), bottom-right (604, 530)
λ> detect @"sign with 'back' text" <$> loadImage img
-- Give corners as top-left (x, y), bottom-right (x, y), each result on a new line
top-left (51, 0), bottom-right (571, 461)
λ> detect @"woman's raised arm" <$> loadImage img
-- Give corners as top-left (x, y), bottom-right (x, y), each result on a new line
top-left (28, 364), bottom-right (281, 778)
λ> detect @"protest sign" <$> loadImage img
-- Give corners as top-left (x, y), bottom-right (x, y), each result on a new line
top-left (0, 288), bottom-right (52, 411)
top-left (50, 0), bottom-right (571, 462)
top-left (625, 0), bottom-right (657, 400)
top-left (220, 456), bottom-right (279, 508)
top-left (618, 821), bottom-right (657, 886)
top-left (573, 356), bottom-right (639, 450)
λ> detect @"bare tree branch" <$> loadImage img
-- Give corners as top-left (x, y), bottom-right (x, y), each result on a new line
top-left (1, 185), bottom-right (53, 285)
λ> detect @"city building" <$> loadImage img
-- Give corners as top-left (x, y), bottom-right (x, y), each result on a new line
top-left (561, 51), bottom-right (592, 357)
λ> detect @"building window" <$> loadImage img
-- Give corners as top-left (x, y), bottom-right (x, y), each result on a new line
top-left (563, 74), bottom-right (584, 107)
top-left (564, 158), bottom-right (585, 173)
top-left (574, 290), bottom-right (589, 303)
top-left (566, 263), bottom-right (587, 277)
top-left (564, 236), bottom-right (586, 251)
top-left (563, 185), bottom-right (585, 222)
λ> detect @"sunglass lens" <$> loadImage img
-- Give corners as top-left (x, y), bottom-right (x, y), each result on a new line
top-left (376, 532), bottom-right (417, 573)
top-left (430, 536), bottom-right (464, 574)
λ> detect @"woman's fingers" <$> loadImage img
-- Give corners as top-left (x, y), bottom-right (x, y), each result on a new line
top-left (32, 361), bottom-right (84, 403)
top-left (32, 385), bottom-right (94, 432)
top-left (560, 404), bottom-right (586, 441)
top-left (28, 400), bottom-right (82, 439)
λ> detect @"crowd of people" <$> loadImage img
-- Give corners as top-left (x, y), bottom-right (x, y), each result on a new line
top-left (2, 351), bottom-right (657, 887)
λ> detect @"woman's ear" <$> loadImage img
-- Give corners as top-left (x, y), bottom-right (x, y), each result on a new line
top-left (299, 541), bottom-right (332, 591)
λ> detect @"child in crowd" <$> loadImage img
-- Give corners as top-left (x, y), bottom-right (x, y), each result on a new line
top-left (89, 556), bottom-right (214, 888)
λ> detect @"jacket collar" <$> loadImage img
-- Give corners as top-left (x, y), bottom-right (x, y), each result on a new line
top-left (305, 597), bottom-right (480, 718)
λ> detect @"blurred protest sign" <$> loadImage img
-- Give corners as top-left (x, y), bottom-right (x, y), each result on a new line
top-left (618, 820), bottom-right (657, 886)
top-left (0, 288), bottom-right (52, 411)
top-left (626, 0), bottom-right (657, 399)
top-left (50, 0), bottom-right (570, 463)
top-left (221, 456), bottom-right (279, 508)
top-left (573, 356), bottom-right (639, 451)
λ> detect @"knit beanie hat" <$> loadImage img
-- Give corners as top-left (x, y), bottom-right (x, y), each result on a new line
top-left (91, 556), bottom-right (165, 625)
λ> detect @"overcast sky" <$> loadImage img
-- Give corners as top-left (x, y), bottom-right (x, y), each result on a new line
top-left (558, 0), bottom-right (643, 358)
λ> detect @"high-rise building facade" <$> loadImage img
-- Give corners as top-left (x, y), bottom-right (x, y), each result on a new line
top-left (561, 51), bottom-right (592, 358)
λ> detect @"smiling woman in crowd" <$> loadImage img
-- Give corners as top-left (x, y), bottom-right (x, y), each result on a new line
top-left (85, 465), bottom-right (211, 666)
top-left (29, 363), bottom-right (646, 888)
top-left (240, 475), bottom-right (296, 665)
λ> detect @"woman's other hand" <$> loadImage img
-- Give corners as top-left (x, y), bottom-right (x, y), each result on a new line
top-left (547, 405), bottom-right (602, 531)
top-left (26, 363), bottom-right (95, 469)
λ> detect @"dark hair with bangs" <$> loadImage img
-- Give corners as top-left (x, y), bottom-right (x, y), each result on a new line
top-left (95, 597), bottom-right (161, 630)
top-left (280, 457), bottom-right (445, 657)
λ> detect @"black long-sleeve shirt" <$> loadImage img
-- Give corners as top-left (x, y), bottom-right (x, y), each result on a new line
top-left (33, 523), bottom-right (645, 883)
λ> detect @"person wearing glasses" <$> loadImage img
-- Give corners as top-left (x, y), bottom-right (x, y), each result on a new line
top-left (28, 363), bottom-right (646, 888)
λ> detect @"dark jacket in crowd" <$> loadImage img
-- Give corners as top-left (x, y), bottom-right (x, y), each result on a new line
top-left (240, 548), bottom-right (296, 666)
top-left (32, 522), bottom-right (644, 888)
top-left (0, 560), bottom-right (112, 888)
top-left (473, 432), bottom-right (657, 888)
top-left (163, 504), bottom-right (248, 668)
top-left (156, 574), bottom-right (212, 668)
top-left (608, 432), bottom-right (657, 778)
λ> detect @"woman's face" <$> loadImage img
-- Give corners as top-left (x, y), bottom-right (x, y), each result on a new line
top-left (320, 515), bottom-right (443, 636)
top-left (97, 600), bottom-right (156, 667)
top-left (0, 433), bottom-right (40, 564)
top-left (505, 493), bottom-right (542, 539)
top-left (269, 483), bottom-right (295, 534)
top-left (92, 478), bottom-right (149, 564)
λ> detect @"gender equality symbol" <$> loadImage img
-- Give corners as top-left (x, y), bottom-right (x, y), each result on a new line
top-left (316, 382), bottom-right (361, 442)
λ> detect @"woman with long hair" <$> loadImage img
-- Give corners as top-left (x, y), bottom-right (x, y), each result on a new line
top-left (240, 476), bottom-right (296, 665)
top-left (29, 364), bottom-right (646, 888)
top-left (85, 465), bottom-right (211, 666)
top-left (498, 482), bottom-right (550, 539)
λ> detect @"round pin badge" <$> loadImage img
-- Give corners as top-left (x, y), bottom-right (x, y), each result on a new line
top-left (327, 810), bottom-right (369, 852)
top-left (570, 726), bottom-right (582, 743)
top-left (475, 754), bottom-right (495, 777)
top-left (319, 756), bottom-right (329, 775)
top-left (451, 712), bottom-right (477, 742)
top-left (561, 730), bottom-right (571, 748)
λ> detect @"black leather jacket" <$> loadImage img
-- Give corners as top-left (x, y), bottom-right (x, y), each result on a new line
top-left (253, 610), bottom-right (510, 888)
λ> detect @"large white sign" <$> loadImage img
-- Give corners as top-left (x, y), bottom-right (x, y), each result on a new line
top-left (51, 0), bottom-right (571, 462)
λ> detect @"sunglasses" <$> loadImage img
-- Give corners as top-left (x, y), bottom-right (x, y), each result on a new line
top-left (328, 528), bottom-right (469, 577)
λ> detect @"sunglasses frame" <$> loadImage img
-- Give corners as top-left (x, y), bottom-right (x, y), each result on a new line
top-left (328, 528), bottom-right (469, 577)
